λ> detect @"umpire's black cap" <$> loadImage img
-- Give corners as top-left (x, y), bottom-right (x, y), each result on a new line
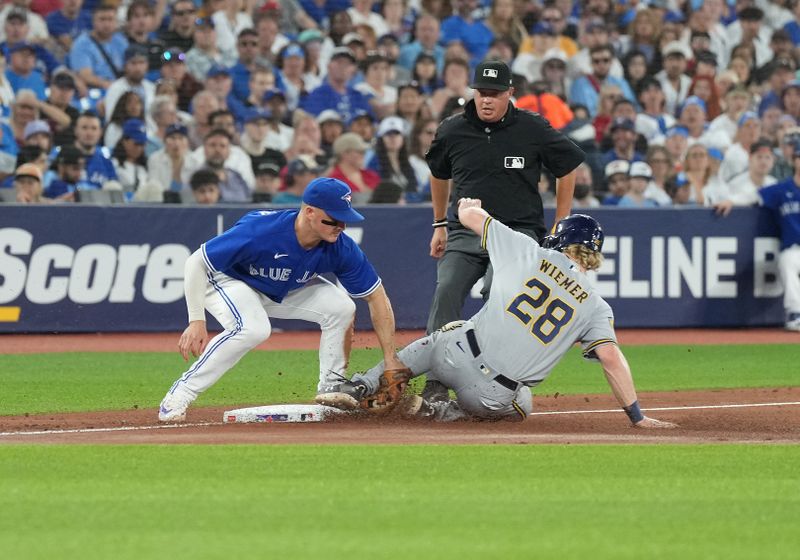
top-left (470, 60), bottom-right (512, 92)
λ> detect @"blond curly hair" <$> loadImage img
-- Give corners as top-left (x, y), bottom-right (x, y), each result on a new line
top-left (562, 244), bottom-right (604, 271)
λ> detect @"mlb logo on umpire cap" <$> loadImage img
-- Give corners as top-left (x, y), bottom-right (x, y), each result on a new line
top-left (470, 60), bottom-right (511, 91)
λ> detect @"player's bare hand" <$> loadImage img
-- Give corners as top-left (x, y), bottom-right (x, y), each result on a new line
top-left (634, 416), bottom-right (678, 429)
top-left (457, 197), bottom-right (482, 211)
top-left (430, 227), bottom-right (447, 259)
top-left (178, 321), bottom-right (209, 361)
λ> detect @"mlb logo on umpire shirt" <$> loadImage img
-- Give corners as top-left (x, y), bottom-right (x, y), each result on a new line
top-left (483, 68), bottom-right (498, 78)
top-left (504, 157), bottom-right (525, 169)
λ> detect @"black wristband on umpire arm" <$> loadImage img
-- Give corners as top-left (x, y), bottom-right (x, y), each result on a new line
top-left (623, 400), bottom-right (644, 424)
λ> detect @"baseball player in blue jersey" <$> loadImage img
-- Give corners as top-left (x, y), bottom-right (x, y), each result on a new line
top-left (329, 199), bottom-right (677, 427)
top-left (158, 177), bottom-right (405, 421)
top-left (759, 144), bottom-right (800, 331)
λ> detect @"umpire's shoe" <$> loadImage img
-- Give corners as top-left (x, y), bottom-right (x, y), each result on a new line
top-left (316, 380), bottom-right (368, 410)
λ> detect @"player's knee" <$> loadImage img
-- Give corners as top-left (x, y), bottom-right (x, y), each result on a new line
top-left (324, 294), bottom-right (356, 328)
top-left (238, 322), bottom-right (271, 347)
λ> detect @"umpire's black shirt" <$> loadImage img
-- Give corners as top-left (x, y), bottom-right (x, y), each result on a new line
top-left (425, 99), bottom-right (585, 239)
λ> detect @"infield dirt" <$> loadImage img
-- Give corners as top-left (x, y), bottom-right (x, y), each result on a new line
top-left (1, 329), bottom-right (798, 445)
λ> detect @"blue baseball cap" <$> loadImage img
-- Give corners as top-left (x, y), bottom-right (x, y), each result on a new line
top-left (530, 22), bottom-right (556, 36)
top-left (122, 118), bottom-right (147, 144)
top-left (165, 123), bottom-right (188, 138)
top-left (664, 10), bottom-right (685, 23)
top-left (281, 44), bottom-right (305, 59)
top-left (609, 117), bottom-right (635, 132)
top-left (666, 125), bottom-right (689, 138)
top-left (207, 64), bottom-right (230, 78)
top-left (124, 45), bottom-right (148, 62)
top-left (8, 42), bottom-right (35, 55)
top-left (681, 95), bottom-right (707, 114)
top-left (348, 108), bottom-right (375, 125)
top-left (707, 147), bottom-right (724, 161)
top-left (244, 107), bottom-right (270, 123)
top-left (263, 88), bottom-right (286, 102)
top-left (302, 177), bottom-right (364, 223)
top-left (738, 111), bottom-right (759, 127)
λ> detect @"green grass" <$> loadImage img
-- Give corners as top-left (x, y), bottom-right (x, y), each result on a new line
top-left (1, 445), bottom-right (798, 560)
top-left (0, 344), bottom-right (797, 415)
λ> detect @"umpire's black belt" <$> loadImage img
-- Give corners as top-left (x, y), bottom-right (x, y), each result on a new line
top-left (465, 328), bottom-right (520, 392)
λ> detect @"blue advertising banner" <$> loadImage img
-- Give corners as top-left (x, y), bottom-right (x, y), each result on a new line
top-left (0, 205), bottom-right (785, 332)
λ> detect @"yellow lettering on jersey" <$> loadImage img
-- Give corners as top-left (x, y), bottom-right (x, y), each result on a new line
top-left (539, 259), bottom-right (589, 304)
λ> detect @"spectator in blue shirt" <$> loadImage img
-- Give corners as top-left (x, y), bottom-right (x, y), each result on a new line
top-left (602, 117), bottom-right (645, 166)
top-left (46, 0), bottom-right (92, 56)
top-left (44, 144), bottom-right (87, 200)
top-left (300, 46), bottom-right (373, 125)
top-left (397, 13), bottom-right (445, 73)
top-left (298, 0), bottom-right (350, 29)
top-left (229, 28), bottom-right (260, 102)
top-left (68, 4), bottom-right (129, 91)
top-left (1, 10), bottom-right (60, 77)
top-left (440, 0), bottom-right (494, 66)
top-left (570, 44), bottom-right (636, 118)
top-left (5, 42), bottom-right (46, 99)
top-left (784, 1), bottom-right (800, 45)
top-left (73, 111), bottom-right (118, 188)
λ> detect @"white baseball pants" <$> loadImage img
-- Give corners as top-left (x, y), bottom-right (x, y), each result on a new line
top-left (779, 245), bottom-right (800, 315)
top-left (168, 272), bottom-right (355, 399)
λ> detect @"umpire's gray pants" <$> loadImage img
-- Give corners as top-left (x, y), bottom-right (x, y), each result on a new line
top-left (426, 228), bottom-right (539, 334)
top-left (354, 321), bottom-right (533, 420)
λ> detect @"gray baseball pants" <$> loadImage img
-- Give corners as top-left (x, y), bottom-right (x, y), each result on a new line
top-left (353, 321), bottom-right (533, 421)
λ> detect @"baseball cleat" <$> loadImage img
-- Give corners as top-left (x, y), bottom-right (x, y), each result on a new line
top-left (315, 380), bottom-right (368, 410)
top-left (785, 314), bottom-right (800, 332)
top-left (158, 392), bottom-right (195, 422)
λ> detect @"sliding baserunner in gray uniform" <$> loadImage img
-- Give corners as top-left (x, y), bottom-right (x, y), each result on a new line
top-left (331, 199), bottom-right (677, 427)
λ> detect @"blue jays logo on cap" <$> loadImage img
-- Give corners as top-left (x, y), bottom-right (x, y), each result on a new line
top-left (302, 177), bottom-right (364, 223)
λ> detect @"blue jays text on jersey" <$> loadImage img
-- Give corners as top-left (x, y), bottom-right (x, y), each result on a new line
top-left (85, 146), bottom-right (118, 188)
top-left (201, 210), bottom-right (381, 302)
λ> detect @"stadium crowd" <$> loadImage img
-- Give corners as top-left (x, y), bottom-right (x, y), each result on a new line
top-left (0, 0), bottom-right (799, 208)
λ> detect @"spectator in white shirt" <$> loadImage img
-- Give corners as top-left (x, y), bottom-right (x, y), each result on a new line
top-left (708, 84), bottom-right (752, 143)
top-left (656, 41), bottom-right (692, 115)
top-left (103, 45), bottom-right (156, 123)
top-left (723, 139), bottom-right (778, 207)
top-left (212, 0), bottom-right (253, 60)
top-left (719, 111), bottom-right (762, 183)
top-left (147, 123), bottom-right (191, 196)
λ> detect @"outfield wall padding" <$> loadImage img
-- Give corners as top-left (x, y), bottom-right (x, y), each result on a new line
top-left (0, 205), bottom-right (784, 332)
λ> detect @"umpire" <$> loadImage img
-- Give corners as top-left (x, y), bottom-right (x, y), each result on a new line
top-left (423, 59), bottom-right (585, 395)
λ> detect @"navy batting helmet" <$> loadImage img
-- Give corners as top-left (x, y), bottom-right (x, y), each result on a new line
top-left (541, 214), bottom-right (604, 253)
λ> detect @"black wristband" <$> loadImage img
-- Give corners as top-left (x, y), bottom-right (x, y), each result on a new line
top-left (432, 219), bottom-right (448, 228)
top-left (623, 400), bottom-right (644, 424)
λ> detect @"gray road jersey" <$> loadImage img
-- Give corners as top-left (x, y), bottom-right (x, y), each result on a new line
top-left (471, 218), bottom-right (617, 386)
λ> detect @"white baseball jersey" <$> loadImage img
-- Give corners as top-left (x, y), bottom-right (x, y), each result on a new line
top-left (471, 217), bottom-right (617, 386)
